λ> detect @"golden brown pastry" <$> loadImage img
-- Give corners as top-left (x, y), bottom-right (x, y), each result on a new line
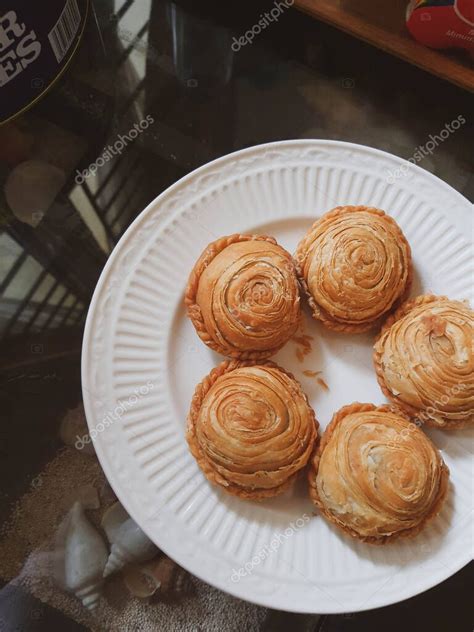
top-left (308, 403), bottom-right (449, 544)
top-left (187, 360), bottom-right (318, 499)
top-left (295, 206), bottom-right (412, 332)
top-left (185, 234), bottom-right (301, 359)
top-left (374, 295), bottom-right (474, 429)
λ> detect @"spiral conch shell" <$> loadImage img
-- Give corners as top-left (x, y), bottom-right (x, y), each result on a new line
top-left (103, 515), bottom-right (157, 578)
top-left (101, 501), bottom-right (129, 543)
top-left (123, 563), bottom-right (161, 599)
top-left (64, 502), bottom-right (108, 610)
top-left (123, 557), bottom-right (193, 600)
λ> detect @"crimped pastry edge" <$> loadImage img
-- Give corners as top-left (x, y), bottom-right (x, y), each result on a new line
top-left (187, 359), bottom-right (319, 500)
top-left (185, 233), bottom-right (300, 360)
top-left (294, 206), bottom-right (413, 333)
top-left (308, 402), bottom-right (450, 544)
top-left (373, 294), bottom-right (473, 430)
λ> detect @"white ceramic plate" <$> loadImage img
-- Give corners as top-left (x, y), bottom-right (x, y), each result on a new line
top-left (82, 140), bottom-right (473, 613)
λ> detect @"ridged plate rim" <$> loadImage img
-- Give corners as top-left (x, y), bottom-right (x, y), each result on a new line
top-left (82, 140), bottom-right (473, 614)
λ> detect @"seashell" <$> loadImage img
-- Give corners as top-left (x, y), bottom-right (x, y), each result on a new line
top-left (103, 517), bottom-right (157, 578)
top-left (123, 563), bottom-right (161, 599)
top-left (99, 480), bottom-right (117, 506)
top-left (77, 484), bottom-right (100, 510)
top-left (64, 484), bottom-right (100, 511)
top-left (101, 501), bottom-right (129, 544)
top-left (60, 404), bottom-right (95, 455)
top-left (64, 502), bottom-right (108, 610)
top-left (4, 160), bottom-right (65, 226)
top-left (145, 556), bottom-right (193, 600)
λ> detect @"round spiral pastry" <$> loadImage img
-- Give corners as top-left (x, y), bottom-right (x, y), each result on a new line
top-left (308, 403), bottom-right (449, 543)
top-left (185, 234), bottom-right (301, 360)
top-left (295, 206), bottom-right (412, 332)
top-left (374, 295), bottom-right (474, 429)
top-left (187, 360), bottom-right (318, 499)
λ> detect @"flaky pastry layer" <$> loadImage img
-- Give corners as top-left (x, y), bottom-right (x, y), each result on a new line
top-left (308, 402), bottom-right (449, 543)
top-left (185, 234), bottom-right (301, 359)
top-left (374, 295), bottom-right (473, 429)
top-left (187, 360), bottom-right (319, 499)
top-left (295, 206), bottom-right (412, 333)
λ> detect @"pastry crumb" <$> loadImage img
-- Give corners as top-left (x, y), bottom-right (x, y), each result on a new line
top-left (292, 334), bottom-right (313, 347)
top-left (317, 377), bottom-right (329, 391)
top-left (292, 334), bottom-right (313, 362)
top-left (303, 370), bottom-right (322, 377)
